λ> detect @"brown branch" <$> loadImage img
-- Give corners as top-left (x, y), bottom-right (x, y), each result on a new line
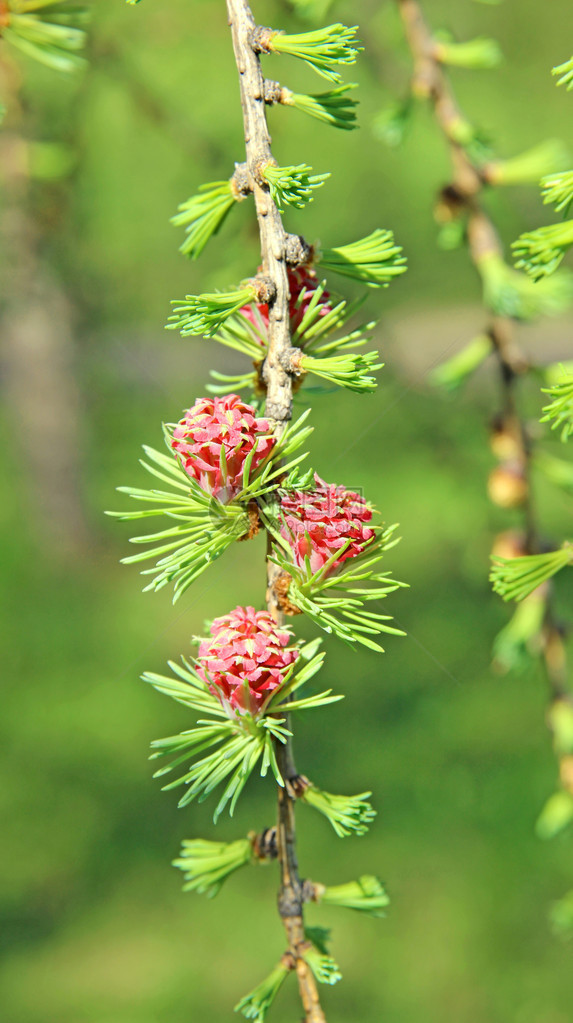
top-left (396, 0), bottom-right (569, 701)
top-left (226, 2), bottom-right (325, 1020)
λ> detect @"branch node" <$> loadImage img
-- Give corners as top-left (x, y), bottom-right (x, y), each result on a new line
top-left (280, 950), bottom-right (297, 971)
top-left (285, 774), bottom-right (311, 799)
top-left (251, 25), bottom-right (275, 55)
top-left (237, 499), bottom-right (261, 542)
top-left (273, 569), bottom-right (303, 616)
top-left (302, 879), bottom-right (324, 904)
top-left (285, 233), bottom-right (313, 267)
top-left (253, 156), bottom-right (275, 188)
top-left (250, 274), bottom-right (277, 305)
top-left (231, 161), bottom-right (252, 199)
top-left (435, 183), bottom-right (469, 222)
top-left (287, 348), bottom-right (304, 377)
top-left (264, 79), bottom-right (283, 104)
top-left (251, 826), bottom-right (279, 860)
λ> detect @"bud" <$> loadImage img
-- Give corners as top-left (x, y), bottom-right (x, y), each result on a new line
top-left (489, 415), bottom-right (523, 461)
top-left (548, 698), bottom-right (573, 756)
top-left (196, 606), bottom-right (299, 715)
top-left (171, 394), bottom-right (275, 503)
top-left (536, 790), bottom-right (573, 840)
top-left (240, 266), bottom-right (332, 335)
top-left (259, 23), bottom-right (363, 84)
top-left (280, 473), bottom-right (375, 576)
top-left (487, 462), bottom-right (528, 508)
top-left (491, 530), bottom-right (527, 561)
top-left (560, 755), bottom-right (573, 796)
top-left (258, 160), bottom-right (330, 213)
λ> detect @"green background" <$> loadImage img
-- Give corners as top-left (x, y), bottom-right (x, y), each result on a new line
top-left (1, 1), bottom-right (573, 1021)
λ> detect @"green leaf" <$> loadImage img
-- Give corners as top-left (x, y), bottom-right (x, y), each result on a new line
top-left (553, 56), bottom-right (573, 91)
top-left (171, 179), bottom-right (240, 260)
top-left (536, 791), bottom-right (573, 839)
top-left (301, 784), bottom-right (376, 837)
top-left (167, 285), bottom-right (256, 337)
top-left (430, 334), bottom-right (492, 392)
top-left (491, 590), bottom-right (546, 674)
top-left (281, 84), bottom-right (358, 131)
top-left (109, 451), bottom-right (250, 601)
top-left (513, 221), bottom-right (573, 281)
top-left (548, 699), bottom-right (573, 757)
top-left (262, 648), bottom-right (345, 716)
top-left (486, 140), bottom-right (570, 187)
top-left (299, 350), bottom-right (383, 393)
top-left (269, 523), bottom-right (407, 650)
top-left (212, 314), bottom-right (268, 361)
top-left (4, 3), bottom-right (88, 74)
top-left (316, 229), bottom-right (407, 288)
top-left (206, 369), bottom-right (260, 396)
top-left (490, 545), bottom-right (573, 602)
top-left (293, 283), bottom-right (369, 348)
top-left (260, 161), bottom-right (329, 213)
top-left (318, 875), bottom-right (389, 916)
top-left (235, 961), bottom-right (291, 1021)
top-left (301, 944), bottom-right (342, 985)
top-left (110, 409), bottom-right (312, 602)
top-left (142, 624), bottom-right (336, 818)
top-left (209, 279), bottom-right (378, 398)
top-left (540, 368), bottom-right (573, 439)
top-left (173, 836), bottom-right (254, 897)
top-left (153, 727), bottom-right (271, 821)
top-left (543, 360), bottom-right (573, 385)
top-left (433, 33), bottom-right (502, 70)
top-left (478, 251), bottom-right (573, 317)
top-left (266, 24), bottom-right (362, 84)
top-left (541, 170), bottom-right (573, 215)
top-left (304, 926), bottom-right (332, 955)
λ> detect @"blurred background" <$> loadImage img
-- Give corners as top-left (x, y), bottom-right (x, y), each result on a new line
top-left (1, 1), bottom-right (573, 1021)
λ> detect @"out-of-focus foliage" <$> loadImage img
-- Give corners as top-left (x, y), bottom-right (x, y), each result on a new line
top-left (1, 1), bottom-right (573, 1022)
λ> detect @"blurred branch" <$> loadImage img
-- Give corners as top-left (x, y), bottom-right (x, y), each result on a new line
top-left (396, 0), bottom-right (571, 705)
top-left (0, 51), bottom-right (89, 555)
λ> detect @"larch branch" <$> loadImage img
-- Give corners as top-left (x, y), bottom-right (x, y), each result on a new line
top-left (226, 2), bottom-right (326, 1020)
top-left (397, 0), bottom-right (569, 701)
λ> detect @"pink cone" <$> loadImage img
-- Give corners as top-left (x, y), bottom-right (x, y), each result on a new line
top-left (196, 606), bottom-right (299, 715)
top-left (172, 394), bottom-right (275, 503)
top-left (280, 474), bottom-right (375, 577)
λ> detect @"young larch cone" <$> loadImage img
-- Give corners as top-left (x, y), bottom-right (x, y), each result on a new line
top-left (240, 266), bottom-right (332, 336)
top-left (280, 473), bottom-right (375, 577)
top-left (196, 605), bottom-right (299, 716)
top-left (171, 394), bottom-right (275, 503)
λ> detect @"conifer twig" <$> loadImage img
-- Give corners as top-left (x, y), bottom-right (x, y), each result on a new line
top-left (396, 0), bottom-right (569, 700)
top-left (226, 2), bottom-right (325, 1019)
